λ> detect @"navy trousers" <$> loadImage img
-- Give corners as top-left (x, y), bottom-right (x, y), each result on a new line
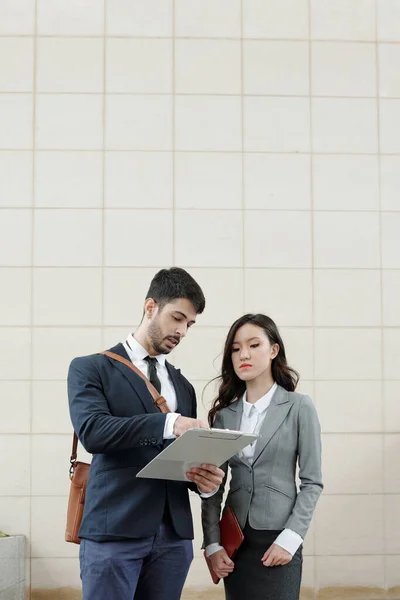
top-left (80, 516), bottom-right (193, 600)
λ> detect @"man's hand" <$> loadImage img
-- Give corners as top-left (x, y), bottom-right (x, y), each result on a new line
top-left (173, 416), bottom-right (208, 438)
top-left (209, 549), bottom-right (234, 579)
top-left (261, 543), bottom-right (292, 567)
top-left (186, 464), bottom-right (225, 494)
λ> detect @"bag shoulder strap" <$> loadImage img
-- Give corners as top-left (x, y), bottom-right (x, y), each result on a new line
top-left (70, 349), bottom-right (171, 466)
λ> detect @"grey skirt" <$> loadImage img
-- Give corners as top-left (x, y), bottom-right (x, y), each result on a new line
top-left (224, 525), bottom-right (303, 600)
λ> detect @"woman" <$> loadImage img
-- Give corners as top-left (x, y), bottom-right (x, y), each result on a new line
top-left (201, 314), bottom-right (323, 600)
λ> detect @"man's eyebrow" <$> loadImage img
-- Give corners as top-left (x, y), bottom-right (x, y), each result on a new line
top-left (173, 311), bottom-right (196, 324)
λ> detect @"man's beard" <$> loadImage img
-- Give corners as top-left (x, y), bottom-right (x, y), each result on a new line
top-left (148, 319), bottom-right (179, 355)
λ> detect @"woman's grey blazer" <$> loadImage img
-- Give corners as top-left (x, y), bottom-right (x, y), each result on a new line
top-left (202, 385), bottom-right (323, 546)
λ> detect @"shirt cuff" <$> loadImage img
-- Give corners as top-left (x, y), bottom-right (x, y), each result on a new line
top-left (274, 528), bottom-right (303, 556)
top-left (199, 485), bottom-right (220, 499)
top-left (163, 413), bottom-right (180, 439)
top-left (205, 543), bottom-right (224, 557)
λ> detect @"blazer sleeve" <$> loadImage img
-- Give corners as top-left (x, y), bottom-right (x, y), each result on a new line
top-left (201, 410), bottom-right (229, 547)
top-left (284, 395), bottom-right (323, 538)
top-left (68, 356), bottom-right (167, 454)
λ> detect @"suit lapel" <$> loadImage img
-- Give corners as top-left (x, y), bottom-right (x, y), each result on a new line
top-left (165, 362), bottom-right (192, 417)
top-left (225, 400), bottom-right (252, 467)
top-left (102, 343), bottom-right (158, 414)
top-left (251, 386), bottom-right (294, 465)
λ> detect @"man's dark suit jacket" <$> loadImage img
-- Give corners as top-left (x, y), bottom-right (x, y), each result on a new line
top-left (67, 343), bottom-right (197, 542)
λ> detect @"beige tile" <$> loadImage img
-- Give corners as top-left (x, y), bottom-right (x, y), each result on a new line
top-left (37, 38), bottom-right (103, 93)
top-left (176, 40), bottom-right (240, 95)
top-left (380, 100), bottom-right (400, 154)
top-left (385, 495), bottom-right (400, 554)
top-left (245, 97), bottom-right (310, 153)
top-left (297, 380), bottom-right (315, 398)
top-left (315, 328), bottom-right (382, 380)
top-left (34, 210), bottom-right (102, 267)
top-left (383, 328), bottom-right (400, 379)
top-left (174, 327), bottom-right (228, 380)
top-left (0, 151), bottom-right (32, 208)
top-left (381, 156), bottom-right (400, 211)
top-left (383, 271), bottom-right (400, 326)
top-left (0, 268), bottom-right (31, 325)
top-left (102, 327), bottom-right (133, 349)
top-left (0, 0), bottom-right (35, 34)
top-left (31, 498), bottom-right (79, 558)
top-left (175, 0), bottom-right (240, 38)
top-left (36, 94), bottom-right (103, 150)
top-left (105, 152), bottom-right (172, 209)
top-left (378, 0), bottom-right (400, 41)
top-left (314, 495), bottom-right (384, 555)
top-left (311, 0), bottom-right (375, 41)
top-left (302, 557), bottom-right (315, 589)
top-left (0, 435), bottom-right (30, 495)
top-left (0, 38), bottom-right (33, 92)
top-left (244, 154), bottom-right (311, 210)
top-left (104, 210), bottom-right (173, 267)
top-left (245, 211), bottom-right (312, 268)
top-left (386, 555), bottom-right (400, 589)
top-left (243, 0), bottom-right (309, 39)
top-left (316, 381), bottom-right (382, 433)
top-left (313, 155), bottom-right (379, 211)
top-left (107, 39), bottom-right (172, 94)
top-left (33, 268), bottom-right (102, 326)
top-left (107, 0), bottom-right (172, 36)
top-left (175, 211), bottom-right (242, 268)
top-left (175, 153), bottom-right (241, 210)
top-left (382, 213), bottom-right (400, 268)
top-left (0, 328), bottom-right (31, 380)
top-left (244, 269), bottom-right (312, 326)
top-left (379, 44), bottom-right (400, 97)
top-left (103, 268), bottom-right (163, 326)
top-left (312, 42), bottom-right (376, 97)
top-left (314, 270), bottom-right (381, 326)
top-left (32, 381), bottom-right (71, 434)
top-left (0, 209), bottom-right (31, 267)
top-left (37, 0), bottom-right (104, 35)
top-left (176, 96), bottom-right (241, 152)
top-left (32, 327), bottom-right (102, 380)
top-left (0, 94), bottom-right (32, 150)
top-left (384, 382), bottom-right (400, 433)
top-left (384, 434), bottom-right (400, 493)
top-left (312, 99), bottom-right (377, 154)
top-left (184, 269), bottom-right (243, 327)
top-left (35, 151), bottom-right (102, 209)
top-left (280, 327), bottom-right (314, 380)
top-left (189, 494), bottom-right (203, 557)
top-left (243, 41), bottom-right (309, 95)
top-left (322, 433), bottom-right (383, 494)
top-left (316, 556), bottom-right (384, 589)
top-left (0, 382), bottom-right (30, 433)
top-left (0, 498), bottom-right (30, 549)
top-left (32, 435), bottom-right (78, 497)
top-left (106, 95), bottom-right (172, 151)
top-left (31, 558), bottom-right (80, 590)
top-left (314, 212), bottom-right (380, 268)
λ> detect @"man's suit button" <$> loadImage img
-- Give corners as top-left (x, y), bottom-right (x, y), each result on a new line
top-left (151, 438), bottom-right (156, 444)
top-left (140, 440), bottom-right (144, 445)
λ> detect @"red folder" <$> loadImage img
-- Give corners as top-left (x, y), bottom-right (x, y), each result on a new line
top-left (203, 506), bottom-right (244, 584)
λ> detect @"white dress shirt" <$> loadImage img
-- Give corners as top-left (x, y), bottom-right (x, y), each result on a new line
top-left (123, 333), bottom-right (180, 438)
top-left (123, 333), bottom-right (216, 499)
top-left (206, 383), bottom-right (303, 558)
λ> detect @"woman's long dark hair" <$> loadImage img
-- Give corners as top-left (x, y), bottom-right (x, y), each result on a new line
top-left (208, 314), bottom-right (299, 426)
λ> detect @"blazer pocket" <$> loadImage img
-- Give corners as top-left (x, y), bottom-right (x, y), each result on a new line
top-left (263, 484), bottom-right (293, 500)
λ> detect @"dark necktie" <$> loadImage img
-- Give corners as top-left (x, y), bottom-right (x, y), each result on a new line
top-left (144, 356), bottom-right (162, 394)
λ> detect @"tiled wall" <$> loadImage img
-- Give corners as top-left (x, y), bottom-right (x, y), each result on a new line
top-left (0, 0), bottom-right (399, 597)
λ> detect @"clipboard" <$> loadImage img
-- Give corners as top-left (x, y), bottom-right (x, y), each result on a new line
top-left (136, 427), bottom-right (258, 482)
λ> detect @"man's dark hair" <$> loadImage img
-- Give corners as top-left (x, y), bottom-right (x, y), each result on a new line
top-left (145, 267), bottom-right (205, 314)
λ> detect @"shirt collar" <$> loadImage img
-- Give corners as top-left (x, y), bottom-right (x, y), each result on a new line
top-left (242, 382), bottom-right (278, 417)
top-left (125, 333), bottom-right (166, 366)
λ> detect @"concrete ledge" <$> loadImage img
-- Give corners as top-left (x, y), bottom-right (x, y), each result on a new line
top-left (0, 536), bottom-right (25, 600)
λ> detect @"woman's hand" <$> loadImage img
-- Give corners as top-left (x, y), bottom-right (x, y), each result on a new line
top-left (209, 549), bottom-right (235, 579)
top-left (261, 543), bottom-right (292, 567)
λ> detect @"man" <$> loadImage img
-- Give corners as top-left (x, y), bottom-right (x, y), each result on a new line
top-left (68, 267), bottom-right (224, 600)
